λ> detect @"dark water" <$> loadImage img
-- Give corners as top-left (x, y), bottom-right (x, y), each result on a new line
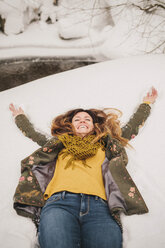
top-left (0, 56), bottom-right (96, 91)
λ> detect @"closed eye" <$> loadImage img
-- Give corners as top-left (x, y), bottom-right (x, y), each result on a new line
top-left (74, 118), bottom-right (91, 122)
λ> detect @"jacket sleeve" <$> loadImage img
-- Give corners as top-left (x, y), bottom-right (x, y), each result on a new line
top-left (15, 114), bottom-right (49, 146)
top-left (121, 103), bottom-right (151, 140)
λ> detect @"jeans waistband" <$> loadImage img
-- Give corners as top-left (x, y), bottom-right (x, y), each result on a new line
top-left (52, 191), bottom-right (101, 200)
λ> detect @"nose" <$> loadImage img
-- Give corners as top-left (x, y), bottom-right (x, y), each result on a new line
top-left (80, 120), bottom-right (85, 123)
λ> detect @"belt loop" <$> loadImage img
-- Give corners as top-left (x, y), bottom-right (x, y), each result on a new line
top-left (62, 191), bottom-right (66, 199)
top-left (95, 196), bottom-right (99, 201)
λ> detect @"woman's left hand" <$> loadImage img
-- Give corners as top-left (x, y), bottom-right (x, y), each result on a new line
top-left (143, 87), bottom-right (158, 104)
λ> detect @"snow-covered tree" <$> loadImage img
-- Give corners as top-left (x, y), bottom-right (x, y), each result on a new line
top-left (0, 0), bottom-right (164, 57)
top-left (0, 0), bottom-right (57, 35)
top-left (56, 0), bottom-right (165, 55)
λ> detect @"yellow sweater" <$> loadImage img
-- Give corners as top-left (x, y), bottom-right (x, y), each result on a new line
top-left (44, 147), bottom-right (107, 200)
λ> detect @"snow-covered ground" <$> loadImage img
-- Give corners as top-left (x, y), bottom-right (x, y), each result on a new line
top-left (0, 22), bottom-right (105, 59)
top-left (0, 0), bottom-right (164, 59)
top-left (0, 54), bottom-right (165, 248)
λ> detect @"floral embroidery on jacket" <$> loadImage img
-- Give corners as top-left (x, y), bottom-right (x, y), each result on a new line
top-left (19, 176), bottom-right (25, 182)
top-left (131, 134), bottom-right (136, 139)
top-left (27, 176), bottom-right (33, 182)
top-left (29, 160), bottom-right (34, 165)
top-left (128, 187), bottom-right (136, 198)
top-left (43, 147), bottom-right (48, 152)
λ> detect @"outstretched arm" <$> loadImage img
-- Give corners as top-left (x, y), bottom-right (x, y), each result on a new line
top-left (121, 87), bottom-right (158, 140)
top-left (9, 103), bottom-right (49, 146)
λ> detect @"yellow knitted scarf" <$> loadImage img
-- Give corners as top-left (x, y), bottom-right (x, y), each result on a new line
top-left (58, 134), bottom-right (104, 169)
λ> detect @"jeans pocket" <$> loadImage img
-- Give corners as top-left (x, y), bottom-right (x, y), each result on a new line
top-left (46, 193), bottom-right (61, 204)
top-left (99, 197), bottom-right (108, 206)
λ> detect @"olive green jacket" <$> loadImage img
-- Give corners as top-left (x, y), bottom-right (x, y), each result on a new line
top-left (13, 103), bottom-right (151, 229)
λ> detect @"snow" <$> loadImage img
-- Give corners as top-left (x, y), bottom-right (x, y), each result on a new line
top-left (0, 21), bottom-right (106, 59)
top-left (0, 0), bottom-right (40, 35)
top-left (0, 0), bottom-right (164, 59)
top-left (0, 1), bottom-right (165, 247)
top-left (0, 54), bottom-right (165, 248)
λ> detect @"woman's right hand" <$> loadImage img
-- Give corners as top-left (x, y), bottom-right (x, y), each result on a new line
top-left (9, 103), bottom-right (25, 117)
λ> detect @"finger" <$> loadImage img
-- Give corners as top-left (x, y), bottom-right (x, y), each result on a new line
top-left (151, 89), bottom-right (156, 97)
top-left (150, 88), bottom-right (154, 95)
top-left (19, 107), bottom-right (24, 114)
top-left (10, 103), bottom-right (16, 109)
top-left (153, 88), bottom-right (158, 96)
top-left (9, 103), bottom-right (15, 111)
top-left (152, 87), bottom-right (157, 94)
top-left (9, 103), bottom-right (13, 108)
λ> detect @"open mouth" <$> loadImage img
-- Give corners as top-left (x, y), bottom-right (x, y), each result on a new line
top-left (78, 125), bottom-right (88, 130)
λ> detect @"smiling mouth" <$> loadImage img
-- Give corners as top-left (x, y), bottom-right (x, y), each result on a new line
top-left (78, 125), bottom-right (88, 129)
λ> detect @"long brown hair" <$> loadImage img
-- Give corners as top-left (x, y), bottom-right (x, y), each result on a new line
top-left (51, 108), bottom-right (129, 147)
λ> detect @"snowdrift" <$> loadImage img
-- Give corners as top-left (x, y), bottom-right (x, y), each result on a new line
top-left (0, 55), bottom-right (165, 248)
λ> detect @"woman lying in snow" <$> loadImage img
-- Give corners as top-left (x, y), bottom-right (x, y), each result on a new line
top-left (9, 87), bottom-right (157, 248)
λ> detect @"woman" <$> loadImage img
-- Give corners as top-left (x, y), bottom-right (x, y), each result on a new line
top-left (9, 87), bottom-right (157, 248)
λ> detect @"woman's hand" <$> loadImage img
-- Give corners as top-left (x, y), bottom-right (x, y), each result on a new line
top-left (9, 103), bottom-right (25, 117)
top-left (143, 87), bottom-right (158, 104)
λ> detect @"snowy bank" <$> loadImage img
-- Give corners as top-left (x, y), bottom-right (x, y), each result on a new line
top-left (0, 54), bottom-right (165, 247)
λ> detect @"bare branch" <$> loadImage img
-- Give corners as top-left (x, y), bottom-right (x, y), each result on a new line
top-left (132, 2), bottom-right (165, 13)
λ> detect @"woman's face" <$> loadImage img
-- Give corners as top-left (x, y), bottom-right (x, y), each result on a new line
top-left (72, 112), bottom-right (94, 137)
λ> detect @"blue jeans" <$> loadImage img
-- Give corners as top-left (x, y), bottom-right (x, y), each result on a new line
top-left (38, 191), bottom-right (122, 248)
